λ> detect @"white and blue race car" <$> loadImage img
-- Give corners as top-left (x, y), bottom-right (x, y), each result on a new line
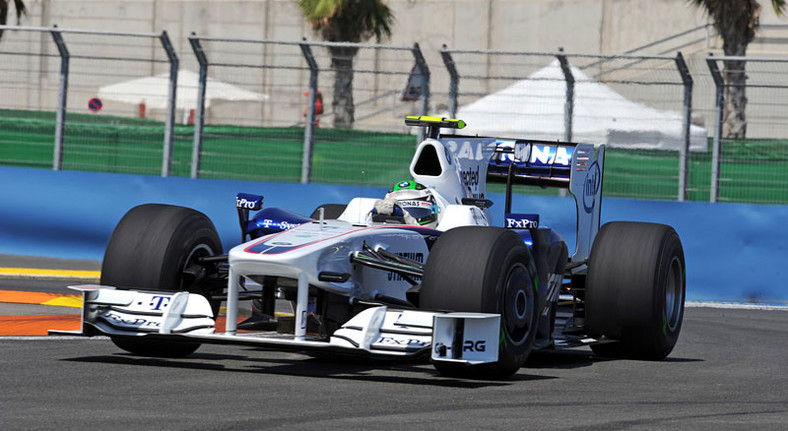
top-left (56, 116), bottom-right (686, 378)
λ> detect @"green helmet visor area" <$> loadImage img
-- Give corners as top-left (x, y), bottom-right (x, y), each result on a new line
top-left (389, 180), bottom-right (424, 192)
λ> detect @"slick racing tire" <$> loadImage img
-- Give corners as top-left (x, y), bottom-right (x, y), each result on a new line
top-left (585, 222), bottom-right (685, 360)
top-left (101, 204), bottom-right (223, 358)
top-left (420, 226), bottom-right (539, 378)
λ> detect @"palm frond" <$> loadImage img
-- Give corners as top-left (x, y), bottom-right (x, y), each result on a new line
top-left (298, 0), bottom-right (394, 43)
top-left (13, 0), bottom-right (26, 22)
top-left (771, 0), bottom-right (787, 15)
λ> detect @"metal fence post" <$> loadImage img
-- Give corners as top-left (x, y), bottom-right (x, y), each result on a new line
top-left (299, 40), bottom-right (319, 184)
top-left (412, 43), bottom-right (430, 117)
top-left (50, 26), bottom-right (69, 171)
top-left (189, 34), bottom-right (208, 179)
top-left (706, 55), bottom-right (724, 203)
top-left (412, 43), bottom-right (431, 142)
top-left (556, 49), bottom-right (574, 143)
top-left (675, 52), bottom-right (693, 202)
top-left (440, 44), bottom-right (459, 119)
top-left (159, 30), bottom-right (178, 177)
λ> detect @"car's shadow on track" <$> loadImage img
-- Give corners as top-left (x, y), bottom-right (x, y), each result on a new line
top-left (525, 348), bottom-right (599, 369)
top-left (63, 348), bottom-right (563, 388)
top-left (525, 348), bottom-right (704, 368)
top-left (63, 344), bottom-right (703, 387)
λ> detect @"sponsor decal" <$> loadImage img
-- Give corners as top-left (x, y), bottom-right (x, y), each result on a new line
top-left (258, 219), bottom-right (300, 231)
top-left (505, 213), bottom-right (540, 229)
top-left (388, 252), bottom-right (424, 281)
top-left (148, 295), bottom-right (171, 311)
top-left (102, 311), bottom-right (160, 328)
top-left (529, 144), bottom-right (573, 167)
top-left (470, 207), bottom-right (487, 225)
top-left (463, 340), bottom-right (486, 352)
top-left (443, 140), bottom-right (487, 161)
top-left (236, 193), bottom-right (263, 210)
top-left (398, 200), bottom-right (432, 209)
top-left (376, 336), bottom-right (429, 347)
top-left (460, 165), bottom-right (480, 187)
top-left (443, 145), bottom-right (453, 166)
top-left (491, 142), bottom-right (574, 179)
top-left (582, 161), bottom-right (601, 214)
top-left (513, 141), bottom-right (531, 162)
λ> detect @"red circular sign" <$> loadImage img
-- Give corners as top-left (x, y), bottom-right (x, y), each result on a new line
top-left (88, 97), bottom-right (103, 112)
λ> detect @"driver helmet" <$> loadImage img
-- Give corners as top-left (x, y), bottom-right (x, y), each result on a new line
top-left (385, 180), bottom-right (439, 227)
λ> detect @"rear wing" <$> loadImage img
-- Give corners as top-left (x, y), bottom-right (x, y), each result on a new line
top-left (404, 115), bottom-right (603, 266)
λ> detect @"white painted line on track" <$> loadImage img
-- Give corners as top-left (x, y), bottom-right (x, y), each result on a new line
top-left (687, 301), bottom-right (788, 311)
top-left (0, 336), bottom-right (109, 341)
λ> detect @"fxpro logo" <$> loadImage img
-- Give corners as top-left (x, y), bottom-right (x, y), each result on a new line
top-left (102, 311), bottom-right (161, 328)
top-left (377, 336), bottom-right (429, 347)
top-left (505, 214), bottom-right (539, 229)
top-left (236, 193), bottom-right (263, 210)
top-left (582, 161), bottom-right (602, 214)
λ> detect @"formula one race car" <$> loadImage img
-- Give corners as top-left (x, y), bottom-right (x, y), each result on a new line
top-left (55, 116), bottom-right (686, 378)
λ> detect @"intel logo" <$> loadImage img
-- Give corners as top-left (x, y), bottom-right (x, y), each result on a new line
top-left (582, 162), bottom-right (601, 214)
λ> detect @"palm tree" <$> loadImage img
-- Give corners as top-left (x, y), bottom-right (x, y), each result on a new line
top-left (297, 0), bottom-right (394, 129)
top-left (690, 0), bottom-right (786, 138)
top-left (0, 0), bottom-right (26, 41)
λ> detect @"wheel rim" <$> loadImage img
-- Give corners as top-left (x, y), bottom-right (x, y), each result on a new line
top-left (503, 263), bottom-right (535, 345)
top-left (179, 243), bottom-right (215, 291)
top-left (665, 256), bottom-right (684, 333)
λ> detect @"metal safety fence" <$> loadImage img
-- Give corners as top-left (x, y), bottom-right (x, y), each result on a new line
top-left (704, 56), bottom-right (788, 204)
top-left (2, 24), bottom-right (788, 204)
top-left (438, 48), bottom-right (695, 201)
top-left (0, 25), bottom-right (179, 176)
top-left (185, 36), bottom-right (429, 184)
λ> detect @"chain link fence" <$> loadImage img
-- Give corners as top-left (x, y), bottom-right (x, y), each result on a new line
top-left (437, 48), bottom-right (696, 200)
top-left (2, 24), bottom-right (788, 204)
top-left (185, 36), bottom-right (429, 185)
top-left (703, 56), bottom-right (788, 204)
top-left (0, 26), bottom-right (181, 176)
top-left (0, 26), bottom-right (65, 169)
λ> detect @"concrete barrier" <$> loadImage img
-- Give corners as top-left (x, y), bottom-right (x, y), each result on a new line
top-left (1, 166), bottom-right (786, 304)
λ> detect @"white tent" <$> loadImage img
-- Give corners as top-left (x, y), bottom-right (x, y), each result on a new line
top-left (455, 61), bottom-right (707, 152)
top-left (97, 70), bottom-right (267, 111)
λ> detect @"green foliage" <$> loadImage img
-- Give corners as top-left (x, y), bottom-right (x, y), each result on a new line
top-left (297, 0), bottom-right (394, 43)
top-left (689, 0), bottom-right (786, 41)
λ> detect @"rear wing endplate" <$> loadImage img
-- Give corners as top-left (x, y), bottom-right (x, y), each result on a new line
top-left (488, 139), bottom-right (605, 265)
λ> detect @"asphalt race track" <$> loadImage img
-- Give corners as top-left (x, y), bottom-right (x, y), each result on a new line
top-left (1, 257), bottom-right (788, 430)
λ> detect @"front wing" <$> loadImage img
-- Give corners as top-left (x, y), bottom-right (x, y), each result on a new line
top-left (52, 285), bottom-right (502, 366)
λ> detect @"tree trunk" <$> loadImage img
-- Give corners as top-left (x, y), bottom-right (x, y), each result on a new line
top-left (0, 2), bottom-right (9, 41)
top-left (329, 46), bottom-right (358, 129)
top-left (722, 42), bottom-right (748, 139)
